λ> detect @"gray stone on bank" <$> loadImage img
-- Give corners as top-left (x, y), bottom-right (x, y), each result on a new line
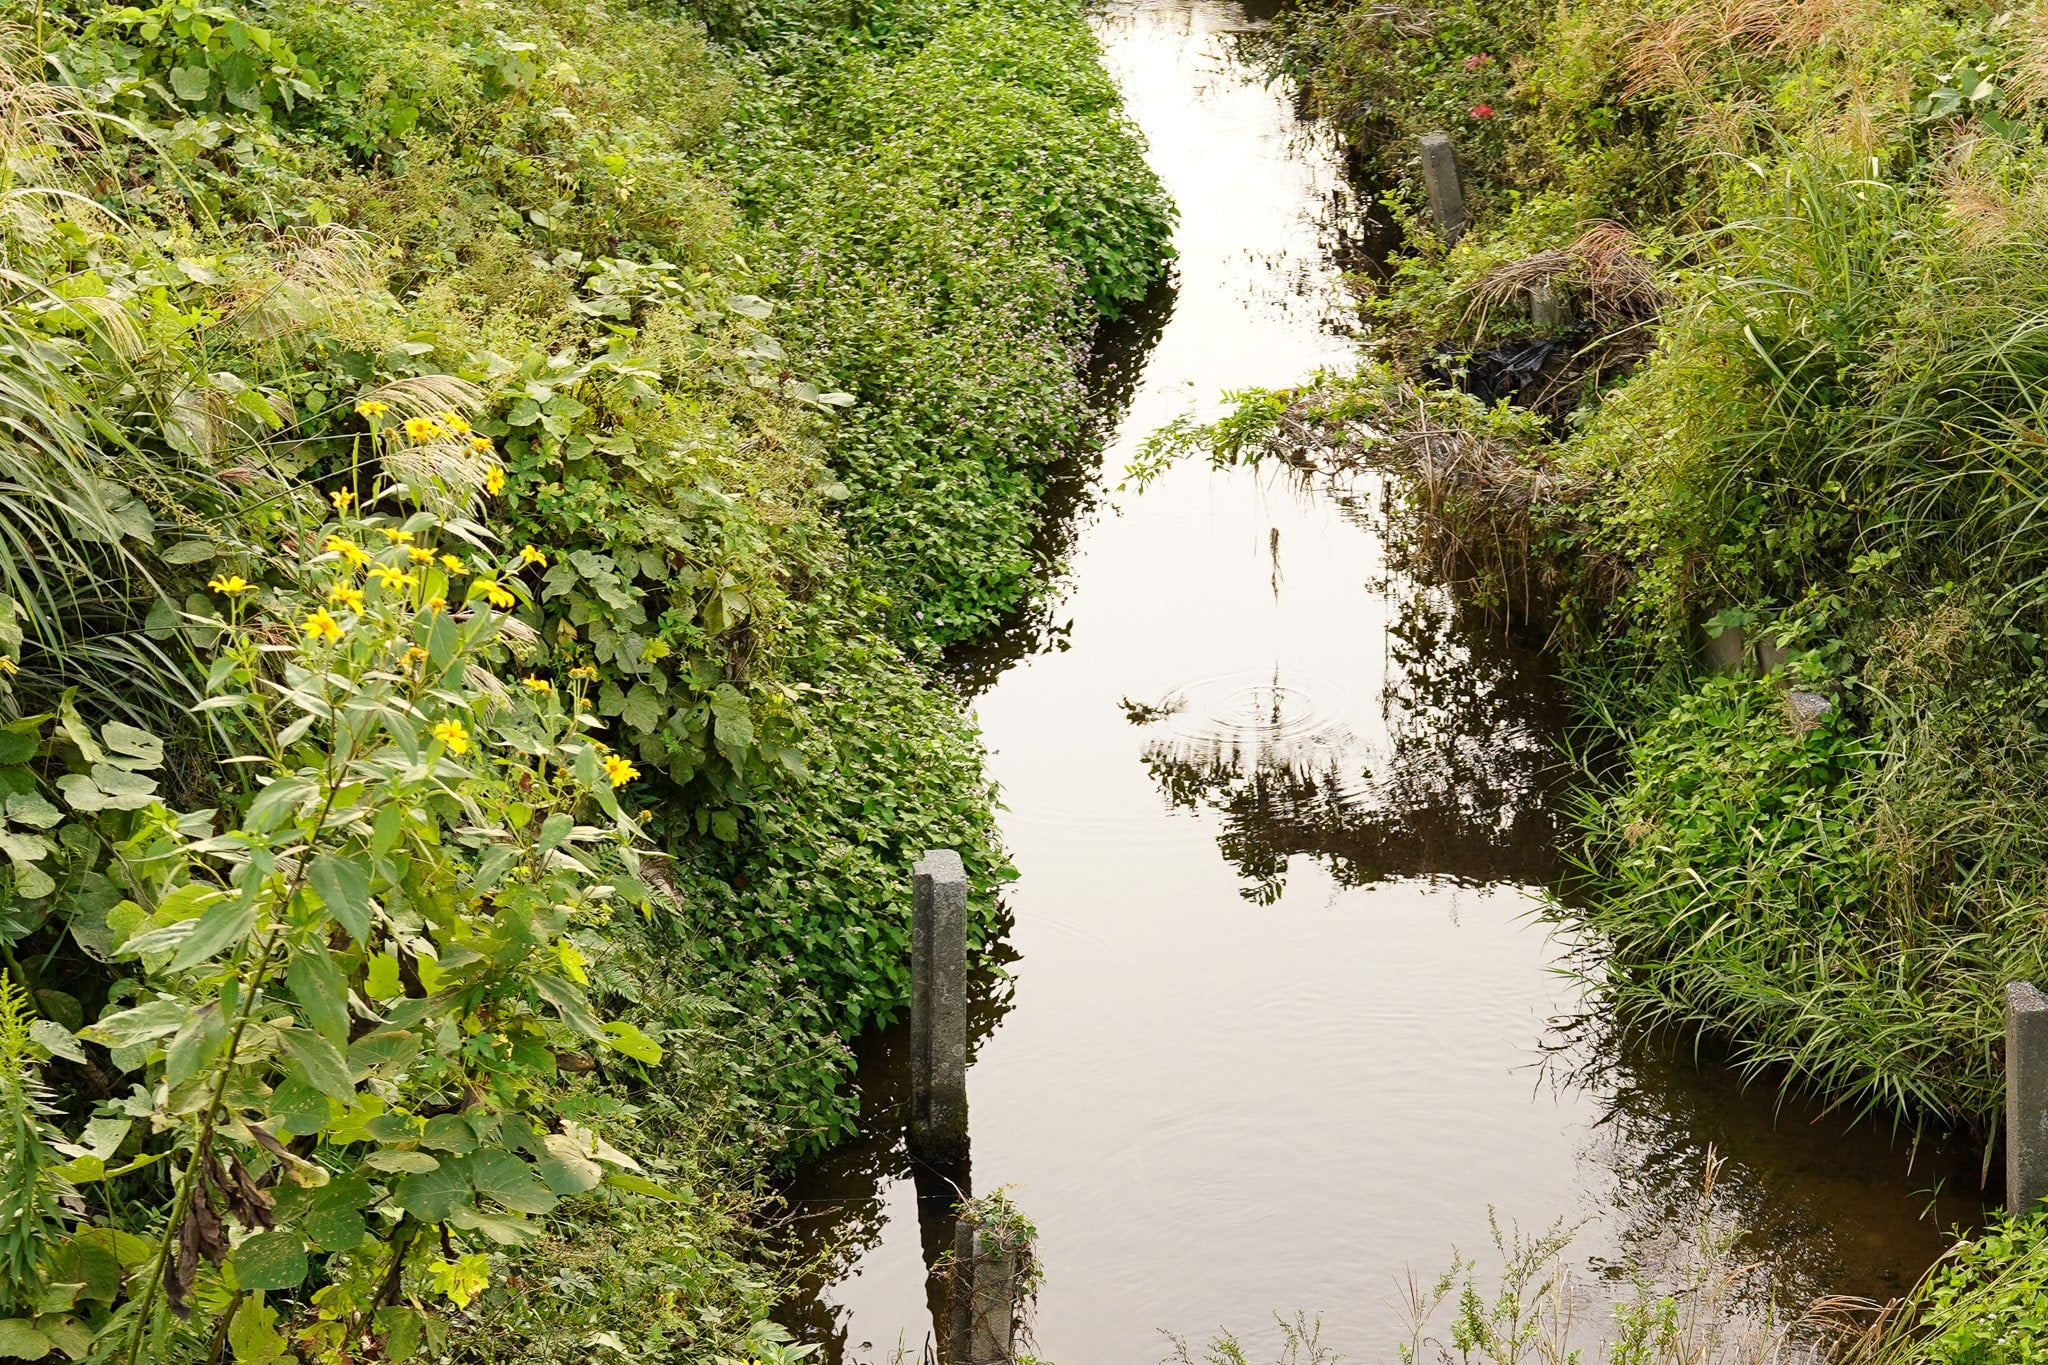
top-left (1419, 131), bottom-right (1471, 244)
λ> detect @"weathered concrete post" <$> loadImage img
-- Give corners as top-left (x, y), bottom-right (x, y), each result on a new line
top-left (948, 1220), bottom-right (1021, 1365)
top-left (1419, 131), bottom-right (1472, 244)
top-left (2009, 982), bottom-right (2048, 1211)
top-left (1701, 622), bottom-right (1747, 675)
top-left (911, 849), bottom-right (968, 1165)
top-left (1529, 279), bottom-right (1574, 330)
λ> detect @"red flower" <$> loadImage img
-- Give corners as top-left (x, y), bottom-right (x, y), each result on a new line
top-left (1464, 52), bottom-right (1492, 69)
top-left (1469, 103), bottom-right (1496, 118)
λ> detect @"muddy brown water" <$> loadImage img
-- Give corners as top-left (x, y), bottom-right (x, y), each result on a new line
top-left (777, 1), bottom-right (1991, 1358)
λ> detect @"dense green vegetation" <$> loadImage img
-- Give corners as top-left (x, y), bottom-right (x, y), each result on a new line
top-left (0, 0), bottom-right (1171, 1353)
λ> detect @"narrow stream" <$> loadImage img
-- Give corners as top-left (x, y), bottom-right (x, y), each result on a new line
top-left (781, 2), bottom-right (1990, 1358)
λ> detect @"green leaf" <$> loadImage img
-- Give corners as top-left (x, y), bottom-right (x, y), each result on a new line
top-left (536, 1134), bottom-right (602, 1196)
top-left (0, 726), bottom-right (38, 766)
top-left (599, 1020), bottom-right (662, 1065)
top-left (231, 1232), bottom-right (307, 1291)
top-left (28, 1020), bottom-right (86, 1065)
top-left (360, 1150), bottom-right (439, 1174)
top-left (162, 1003), bottom-right (226, 1090)
top-left (308, 852), bottom-right (371, 943)
top-left (244, 775), bottom-right (313, 835)
top-left (80, 997), bottom-right (187, 1048)
top-left (445, 1204), bottom-right (535, 1246)
top-left (466, 1149), bottom-right (556, 1214)
top-left (529, 972), bottom-right (601, 1039)
top-left (45, 1239), bottom-right (121, 1303)
top-left (228, 1294), bottom-right (288, 1363)
top-left (161, 541), bottom-right (219, 566)
top-left (602, 1171), bottom-right (680, 1202)
top-left (392, 1156), bottom-right (473, 1221)
top-left (0, 1320), bottom-right (51, 1360)
top-left (99, 722), bottom-right (163, 768)
top-left (374, 1306), bottom-right (425, 1362)
top-left (3, 792), bottom-right (60, 830)
top-left (347, 1028), bottom-right (420, 1080)
top-left (280, 1028), bottom-right (354, 1103)
top-left (362, 951), bottom-right (401, 1001)
top-left (166, 895), bottom-right (256, 971)
top-left (168, 65), bottom-right (212, 101)
top-left (287, 947), bottom-right (350, 1046)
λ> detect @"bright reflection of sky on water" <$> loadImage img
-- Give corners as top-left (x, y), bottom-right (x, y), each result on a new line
top-left (776, 1), bottom-right (1985, 1359)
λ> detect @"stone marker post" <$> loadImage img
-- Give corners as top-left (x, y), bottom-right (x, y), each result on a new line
top-left (1419, 131), bottom-right (1471, 243)
top-left (949, 1220), bottom-right (1022, 1365)
top-left (1529, 279), bottom-right (1574, 330)
top-left (912, 849), bottom-right (969, 1165)
top-left (2010, 983), bottom-right (2048, 1211)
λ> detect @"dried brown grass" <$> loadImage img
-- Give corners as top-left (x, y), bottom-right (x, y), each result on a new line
top-left (1622, 0), bottom-right (1884, 98)
top-left (1464, 221), bottom-right (1668, 330)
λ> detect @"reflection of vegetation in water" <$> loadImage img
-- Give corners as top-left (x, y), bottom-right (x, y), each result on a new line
top-left (1547, 1007), bottom-right (1985, 1317)
top-left (948, 271), bottom-right (1180, 696)
top-left (1126, 485), bottom-right (1562, 901)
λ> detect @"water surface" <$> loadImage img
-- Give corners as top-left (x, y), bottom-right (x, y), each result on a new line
top-left (780, 3), bottom-right (1987, 1358)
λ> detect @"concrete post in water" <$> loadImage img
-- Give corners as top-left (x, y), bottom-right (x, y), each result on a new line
top-left (949, 1218), bottom-right (1022, 1365)
top-left (2010, 982), bottom-right (2048, 1212)
top-left (912, 849), bottom-right (969, 1165)
top-left (1419, 131), bottom-right (1472, 244)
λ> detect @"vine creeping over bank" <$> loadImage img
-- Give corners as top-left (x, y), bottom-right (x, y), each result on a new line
top-left (0, 0), bottom-right (1171, 1354)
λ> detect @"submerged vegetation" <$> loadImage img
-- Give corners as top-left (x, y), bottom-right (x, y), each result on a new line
top-left (0, 0), bottom-right (1170, 1350)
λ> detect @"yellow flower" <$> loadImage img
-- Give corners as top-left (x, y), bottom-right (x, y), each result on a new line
top-left (602, 753), bottom-right (640, 787)
top-left (402, 416), bottom-right (446, 444)
top-left (0, 658), bottom-right (20, 677)
top-left (323, 536), bottom-right (371, 568)
top-left (431, 719), bottom-right (470, 755)
top-left (378, 527), bottom-right (416, 545)
top-left (440, 554), bottom-right (468, 576)
top-left (568, 664), bottom-right (599, 681)
top-left (330, 488), bottom-right (355, 512)
top-left (326, 583), bottom-right (365, 609)
top-left (516, 545), bottom-right (547, 568)
top-left (520, 677), bottom-right (553, 693)
top-left (425, 596), bottom-right (447, 614)
top-left (401, 646), bottom-right (428, 667)
top-left (438, 410), bottom-right (472, 436)
top-left (484, 464), bottom-right (506, 496)
top-left (474, 579), bottom-right (516, 610)
top-left (354, 399), bottom-right (389, 418)
top-left (301, 608), bottom-right (345, 644)
top-left (408, 547), bottom-right (436, 564)
top-left (206, 574), bottom-right (252, 596)
top-left (470, 436), bottom-right (494, 454)
top-left (369, 566), bottom-right (418, 591)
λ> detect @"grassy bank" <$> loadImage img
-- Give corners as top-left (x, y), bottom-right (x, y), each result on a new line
top-left (1139, 0), bottom-right (2048, 1142)
top-left (0, 0), bottom-right (1170, 1353)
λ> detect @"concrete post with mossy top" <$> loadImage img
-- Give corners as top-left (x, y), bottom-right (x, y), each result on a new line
top-left (912, 849), bottom-right (969, 1166)
top-left (2009, 982), bottom-right (2048, 1211)
top-left (1419, 131), bottom-right (1471, 244)
top-left (949, 1204), bottom-right (1028, 1365)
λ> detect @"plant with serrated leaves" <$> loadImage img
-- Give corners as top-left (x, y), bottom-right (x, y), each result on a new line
top-left (3, 483), bottom-right (672, 1363)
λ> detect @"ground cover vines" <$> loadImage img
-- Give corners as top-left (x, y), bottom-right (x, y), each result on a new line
top-left (0, 0), bottom-right (1172, 1352)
